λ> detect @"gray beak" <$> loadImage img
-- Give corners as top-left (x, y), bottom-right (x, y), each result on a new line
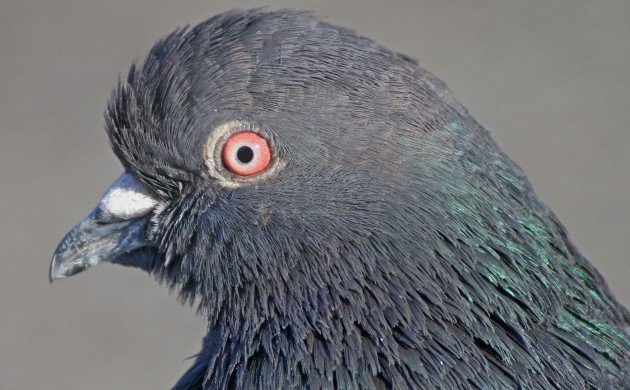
top-left (49, 173), bottom-right (159, 282)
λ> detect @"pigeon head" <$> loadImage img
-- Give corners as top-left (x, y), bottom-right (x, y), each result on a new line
top-left (51, 9), bottom-right (629, 389)
top-left (53, 9), bottom-right (464, 308)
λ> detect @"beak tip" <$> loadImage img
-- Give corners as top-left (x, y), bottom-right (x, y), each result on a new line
top-left (49, 255), bottom-right (64, 283)
top-left (49, 270), bottom-right (64, 284)
top-left (49, 252), bottom-right (85, 282)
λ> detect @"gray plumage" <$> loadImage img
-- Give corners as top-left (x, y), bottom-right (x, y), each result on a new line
top-left (51, 9), bottom-right (629, 389)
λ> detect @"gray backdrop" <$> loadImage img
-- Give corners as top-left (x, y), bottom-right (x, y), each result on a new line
top-left (1, 1), bottom-right (628, 388)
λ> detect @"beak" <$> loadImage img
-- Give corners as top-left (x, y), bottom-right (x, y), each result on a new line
top-left (49, 173), bottom-right (159, 282)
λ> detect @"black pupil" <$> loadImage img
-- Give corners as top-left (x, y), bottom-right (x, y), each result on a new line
top-left (236, 146), bottom-right (254, 164)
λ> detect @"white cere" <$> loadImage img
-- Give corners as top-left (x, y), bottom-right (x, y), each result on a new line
top-left (98, 173), bottom-right (158, 220)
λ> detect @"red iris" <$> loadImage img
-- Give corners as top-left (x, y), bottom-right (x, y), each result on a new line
top-left (221, 131), bottom-right (271, 176)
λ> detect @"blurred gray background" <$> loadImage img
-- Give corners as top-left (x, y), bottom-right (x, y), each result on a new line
top-left (1, 1), bottom-right (628, 388)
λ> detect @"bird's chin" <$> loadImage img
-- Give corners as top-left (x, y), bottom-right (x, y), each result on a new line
top-left (109, 247), bottom-right (161, 274)
top-left (49, 173), bottom-right (159, 282)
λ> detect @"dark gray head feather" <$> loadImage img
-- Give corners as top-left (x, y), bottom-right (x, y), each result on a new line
top-left (59, 8), bottom-right (630, 389)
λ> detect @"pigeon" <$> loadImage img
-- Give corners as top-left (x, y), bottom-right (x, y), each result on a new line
top-left (50, 8), bottom-right (629, 389)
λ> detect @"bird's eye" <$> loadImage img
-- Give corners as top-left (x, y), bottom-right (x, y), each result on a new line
top-left (221, 131), bottom-right (271, 176)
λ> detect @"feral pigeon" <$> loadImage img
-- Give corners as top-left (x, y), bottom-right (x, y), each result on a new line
top-left (50, 9), bottom-right (629, 389)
